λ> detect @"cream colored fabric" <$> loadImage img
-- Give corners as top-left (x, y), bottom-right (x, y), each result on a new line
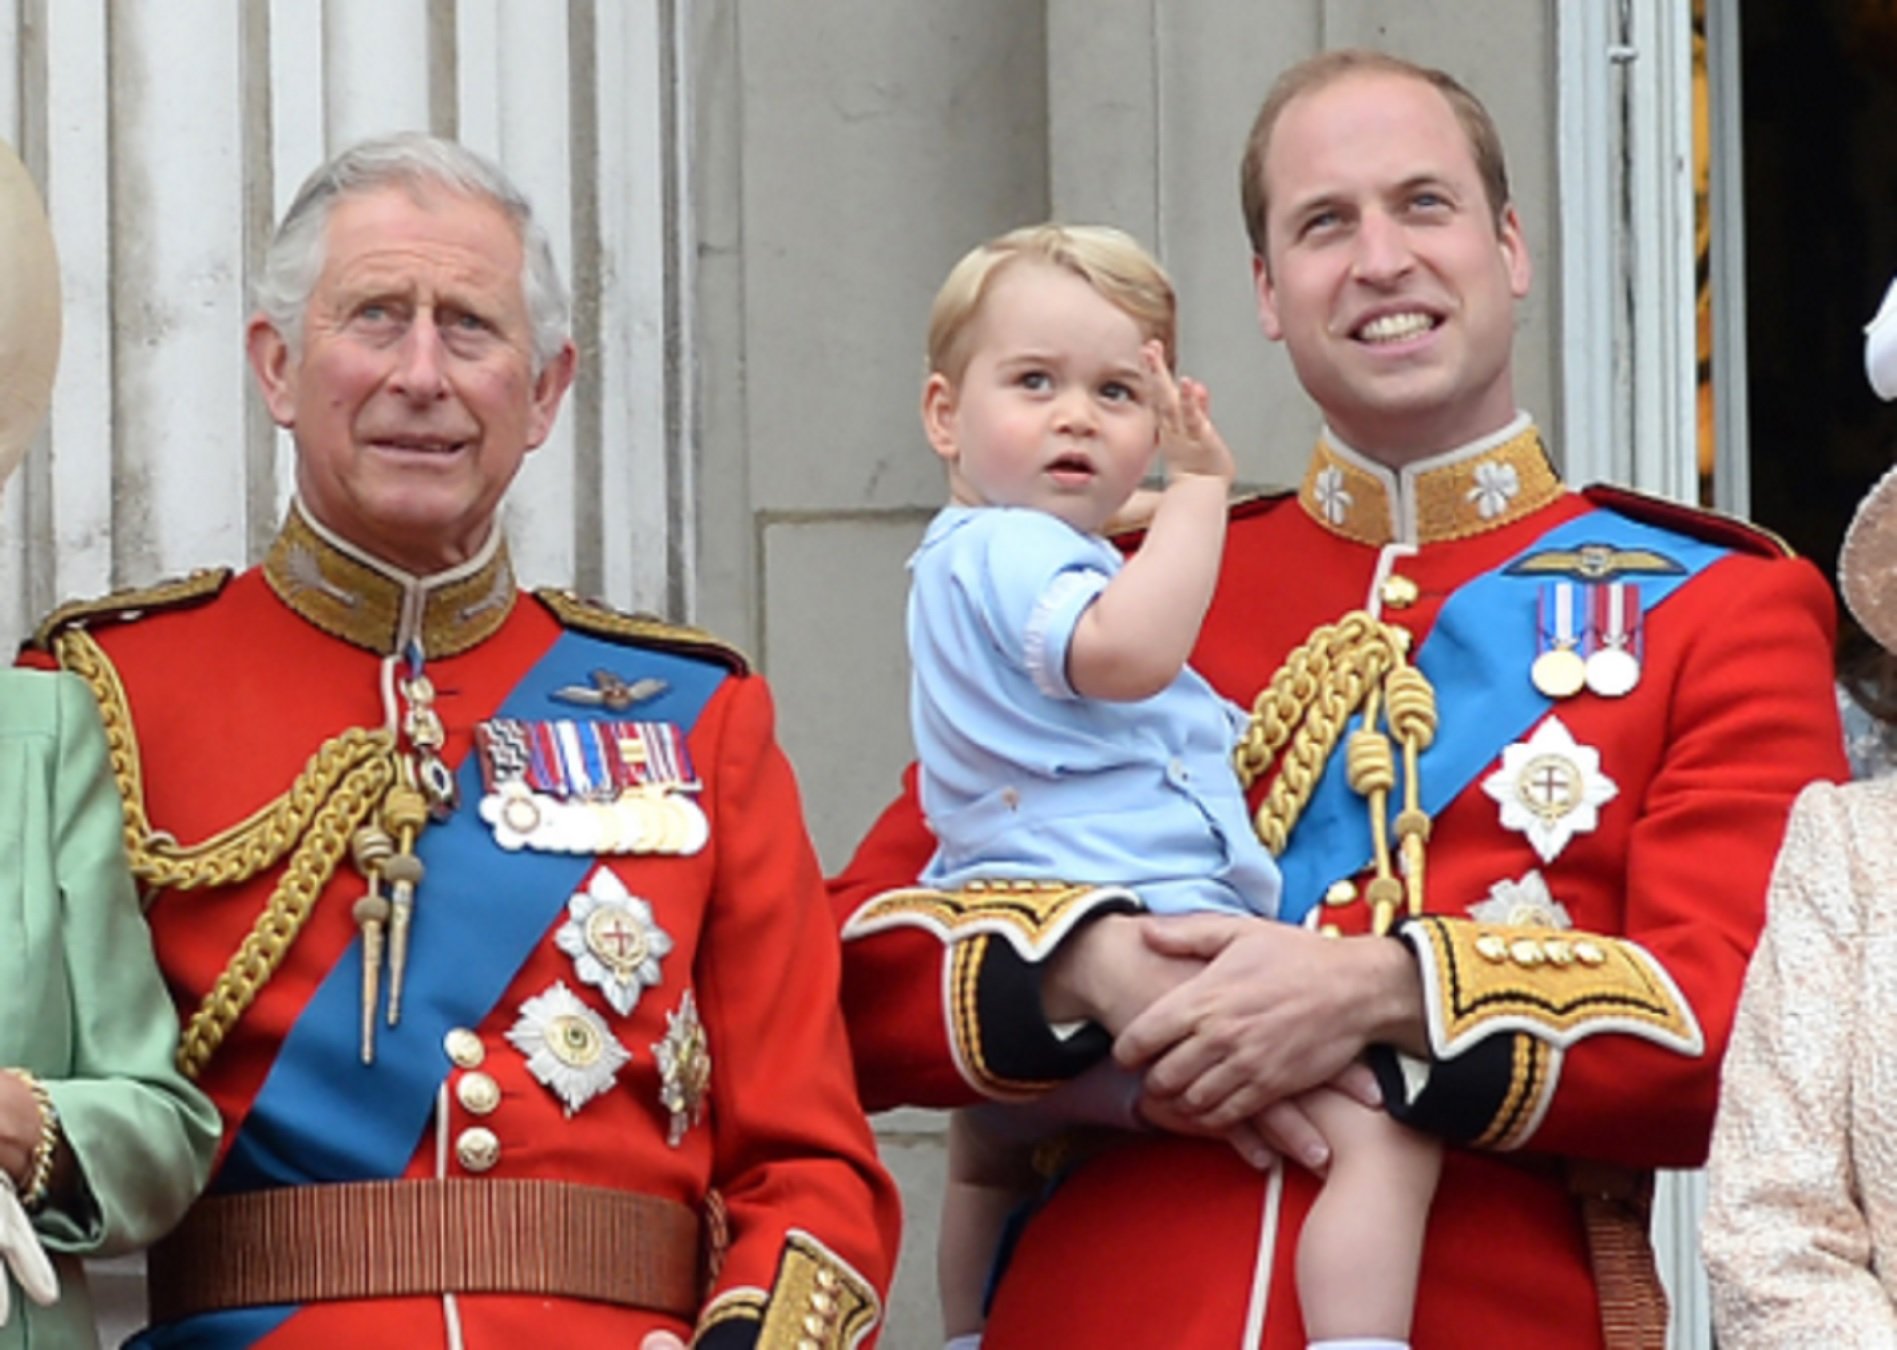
top-left (0, 1177), bottom-right (56, 1322)
top-left (0, 139), bottom-right (59, 488)
top-left (1704, 779), bottom-right (1897, 1348)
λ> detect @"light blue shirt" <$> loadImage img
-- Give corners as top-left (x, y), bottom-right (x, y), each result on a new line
top-left (908, 505), bottom-right (1282, 918)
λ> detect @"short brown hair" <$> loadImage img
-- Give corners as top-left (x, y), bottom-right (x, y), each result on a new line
top-left (1238, 49), bottom-right (1512, 259)
top-left (926, 223), bottom-right (1177, 384)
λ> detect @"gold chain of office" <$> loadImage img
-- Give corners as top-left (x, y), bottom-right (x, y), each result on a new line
top-left (54, 628), bottom-right (401, 1078)
top-left (1234, 609), bottom-right (1439, 934)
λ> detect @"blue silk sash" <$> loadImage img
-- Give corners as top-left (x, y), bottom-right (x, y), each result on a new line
top-left (1274, 509), bottom-right (1728, 923)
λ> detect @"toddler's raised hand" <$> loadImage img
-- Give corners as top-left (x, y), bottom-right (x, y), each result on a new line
top-left (1146, 341), bottom-right (1236, 484)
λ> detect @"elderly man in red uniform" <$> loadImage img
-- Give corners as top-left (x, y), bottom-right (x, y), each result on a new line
top-left (832, 49), bottom-right (1844, 1350)
top-left (28, 133), bottom-right (898, 1349)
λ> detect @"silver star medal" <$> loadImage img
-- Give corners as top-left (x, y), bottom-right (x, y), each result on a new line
top-left (1480, 716), bottom-right (1619, 864)
top-left (555, 869), bottom-right (673, 1017)
top-left (654, 990), bottom-right (711, 1147)
top-left (1467, 870), bottom-right (1575, 930)
top-left (506, 981), bottom-right (632, 1117)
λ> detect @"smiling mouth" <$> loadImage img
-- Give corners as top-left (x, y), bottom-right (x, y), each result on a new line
top-left (1355, 311), bottom-right (1437, 344)
top-left (371, 437), bottom-right (470, 456)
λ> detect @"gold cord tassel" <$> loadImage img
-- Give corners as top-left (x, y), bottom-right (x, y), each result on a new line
top-left (380, 785), bottom-right (431, 1027)
top-left (350, 827), bottom-right (394, 1064)
top-left (1237, 613), bottom-right (1440, 935)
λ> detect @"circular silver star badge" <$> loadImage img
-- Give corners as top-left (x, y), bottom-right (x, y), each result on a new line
top-left (554, 869), bottom-right (673, 1017)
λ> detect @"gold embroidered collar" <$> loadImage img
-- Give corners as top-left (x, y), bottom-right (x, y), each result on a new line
top-left (1298, 415), bottom-right (1563, 547)
top-left (262, 501), bottom-right (517, 658)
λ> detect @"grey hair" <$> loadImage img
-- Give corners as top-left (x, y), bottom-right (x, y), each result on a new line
top-left (252, 132), bottom-right (570, 374)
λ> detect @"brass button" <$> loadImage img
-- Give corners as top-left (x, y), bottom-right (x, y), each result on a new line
top-left (1509, 938), bottom-right (1544, 968)
top-left (1323, 880), bottom-right (1356, 907)
top-left (1574, 940), bottom-right (1608, 967)
top-left (456, 1071), bottom-right (502, 1116)
top-left (444, 1028), bottom-right (485, 1069)
top-left (1379, 574), bottom-right (1420, 608)
top-left (1543, 939), bottom-right (1574, 967)
top-left (1474, 933), bottom-right (1508, 963)
top-left (455, 1126), bottom-right (501, 1173)
top-left (814, 1268), bottom-right (840, 1292)
top-left (803, 1313), bottom-right (828, 1336)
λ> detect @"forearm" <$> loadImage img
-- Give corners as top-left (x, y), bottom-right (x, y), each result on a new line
top-left (1070, 474), bottom-right (1229, 701)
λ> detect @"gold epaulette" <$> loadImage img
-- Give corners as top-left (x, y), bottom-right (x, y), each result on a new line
top-left (27, 568), bottom-right (231, 652)
top-left (531, 588), bottom-right (750, 675)
top-left (1582, 483), bottom-right (1794, 559)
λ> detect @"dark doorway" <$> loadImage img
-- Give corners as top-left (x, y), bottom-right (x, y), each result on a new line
top-left (1738, 0), bottom-right (1897, 682)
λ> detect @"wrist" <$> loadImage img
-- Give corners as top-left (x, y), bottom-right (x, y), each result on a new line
top-left (1040, 913), bottom-right (1136, 1024)
top-left (1356, 937), bottom-right (1427, 1056)
top-left (7, 1070), bottom-right (59, 1212)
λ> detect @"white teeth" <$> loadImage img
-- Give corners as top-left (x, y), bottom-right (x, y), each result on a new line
top-left (1358, 312), bottom-right (1433, 343)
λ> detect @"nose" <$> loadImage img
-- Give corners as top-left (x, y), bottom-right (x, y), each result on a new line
top-left (389, 313), bottom-right (449, 401)
top-left (1051, 384), bottom-right (1097, 435)
top-left (1351, 209), bottom-right (1414, 286)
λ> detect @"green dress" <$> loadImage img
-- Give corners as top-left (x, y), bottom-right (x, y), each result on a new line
top-left (0, 669), bottom-right (217, 1347)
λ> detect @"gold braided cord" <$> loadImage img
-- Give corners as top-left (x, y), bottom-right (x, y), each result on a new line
top-left (1236, 611), bottom-right (1440, 934)
top-left (1237, 612), bottom-right (1409, 854)
top-left (53, 627), bottom-right (398, 889)
top-left (52, 625), bottom-right (407, 1079)
top-left (178, 749), bottom-right (397, 1079)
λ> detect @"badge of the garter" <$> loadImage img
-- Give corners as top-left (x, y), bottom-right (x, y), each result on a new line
top-left (475, 716), bottom-right (709, 856)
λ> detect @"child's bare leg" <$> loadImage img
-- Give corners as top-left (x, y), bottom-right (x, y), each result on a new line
top-left (1293, 1084), bottom-right (1442, 1346)
top-left (939, 1108), bottom-right (1039, 1341)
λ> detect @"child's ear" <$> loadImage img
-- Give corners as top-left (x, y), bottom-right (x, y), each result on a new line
top-left (921, 372), bottom-right (960, 465)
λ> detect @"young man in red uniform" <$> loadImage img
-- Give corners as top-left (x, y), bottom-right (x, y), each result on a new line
top-left (831, 49), bottom-right (1845, 1350)
top-left (29, 133), bottom-right (898, 1349)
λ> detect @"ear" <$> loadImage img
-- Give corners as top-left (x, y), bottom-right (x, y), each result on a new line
top-left (920, 372), bottom-right (961, 466)
top-left (1252, 254), bottom-right (1285, 343)
top-left (1498, 204), bottom-right (1532, 299)
top-left (246, 315), bottom-right (298, 427)
top-left (524, 340), bottom-right (579, 450)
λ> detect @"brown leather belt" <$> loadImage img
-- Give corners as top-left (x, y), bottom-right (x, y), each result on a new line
top-left (147, 1179), bottom-right (701, 1322)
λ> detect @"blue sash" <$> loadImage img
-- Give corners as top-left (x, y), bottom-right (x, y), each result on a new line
top-left (1274, 509), bottom-right (1728, 923)
top-left (130, 632), bottom-right (728, 1348)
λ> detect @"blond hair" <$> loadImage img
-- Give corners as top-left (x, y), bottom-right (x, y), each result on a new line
top-left (1239, 49), bottom-right (1513, 260)
top-left (925, 223), bottom-right (1177, 383)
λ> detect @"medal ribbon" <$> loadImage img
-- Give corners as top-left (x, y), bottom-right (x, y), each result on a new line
top-left (1274, 509), bottom-right (1728, 922)
top-left (1591, 581), bottom-right (1643, 662)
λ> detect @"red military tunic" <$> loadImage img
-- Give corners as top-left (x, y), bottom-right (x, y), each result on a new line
top-left (831, 422), bottom-right (1845, 1348)
top-left (33, 504), bottom-right (899, 1349)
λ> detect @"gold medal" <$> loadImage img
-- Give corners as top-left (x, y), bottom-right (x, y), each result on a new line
top-left (1530, 646), bottom-right (1586, 699)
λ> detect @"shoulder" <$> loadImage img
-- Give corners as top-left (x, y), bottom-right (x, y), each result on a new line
top-left (530, 587), bottom-right (750, 676)
top-left (931, 507), bottom-right (1112, 577)
top-left (25, 567), bottom-right (233, 653)
top-left (0, 668), bottom-right (62, 736)
top-left (1581, 484), bottom-right (1794, 559)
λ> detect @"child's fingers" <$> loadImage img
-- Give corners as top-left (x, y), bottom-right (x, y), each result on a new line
top-left (1144, 342), bottom-right (1182, 425)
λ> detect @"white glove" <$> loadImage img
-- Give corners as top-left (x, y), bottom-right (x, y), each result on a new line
top-left (1866, 275), bottom-right (1897, 401)
top-left (0, 1174), bottom-right (57, 1321)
